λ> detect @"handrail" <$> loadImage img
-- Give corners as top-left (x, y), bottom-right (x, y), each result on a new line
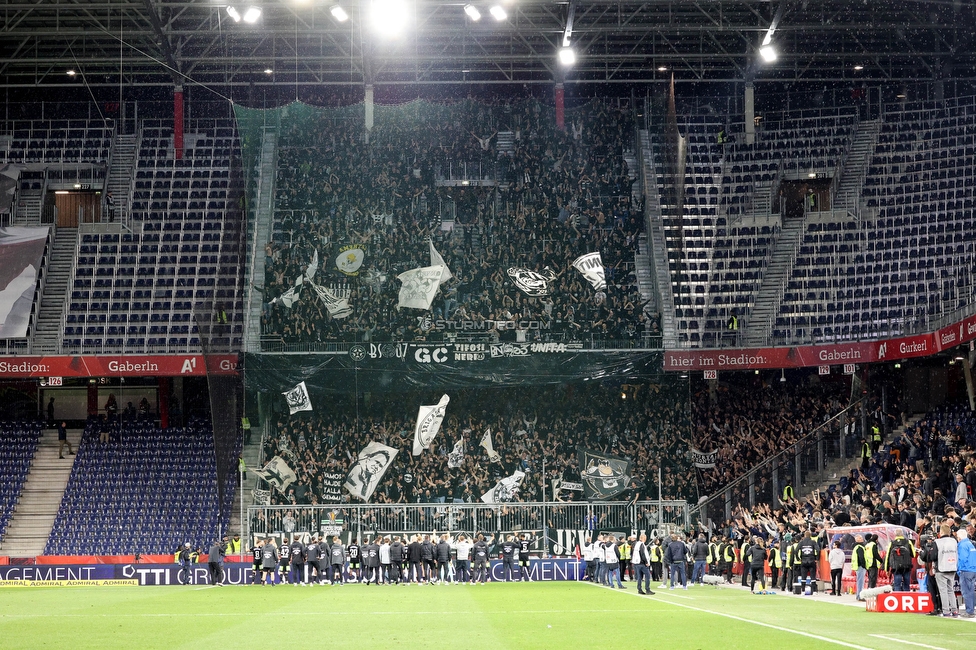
top-left (690, 398), bottom-right (864, 517)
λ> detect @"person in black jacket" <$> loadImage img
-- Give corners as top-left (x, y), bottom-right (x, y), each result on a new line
top-left (436, 534), bottom-right (453, 583)
top-left (748, 538), bottom-right (767, 592)
top-left (305, 535), bottom-right (320, 585)
top-left (500, 535), bottom-right (518, 582)
top-left (517, 533), bottom-right (534, 582)
top-left (664, 534), bottom-right (688, 589)
top-left (364, 536), bottom-right (381, 585)
top-left (421, 535), bottom-right (436, 583)
top-left (208, 539), bottom-right (225, 586)
top-left (260, 540), bottom-right (279, 585)
top-left (796, 530), bottom-right (820, 594)
top-left (690, 534), bottom-right (710, 584)
top-left (472, 534), bottom-right (491, 584)
top-left (389, 536), bottom-right (405, 585)
top-left (289, 537), bottom-right (306, 585)
top-left (317, 536), bottom-right (331, 584)
top-left (250, 539), bottom-right (263, 585)
top-left (407, 535), bottom-right (424, 583)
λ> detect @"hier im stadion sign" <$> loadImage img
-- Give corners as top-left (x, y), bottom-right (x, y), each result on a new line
top-left (664, 313), bottom-right (976, 372)
top-left (0, 354), bottom-right (239, 378)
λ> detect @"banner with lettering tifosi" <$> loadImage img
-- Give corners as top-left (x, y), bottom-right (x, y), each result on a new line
top-left (0, 354), bottom-right (239, 378)
top-left (244, 349), bottom-right (662, 394)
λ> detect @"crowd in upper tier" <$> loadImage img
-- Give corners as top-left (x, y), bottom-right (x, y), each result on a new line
top-left (260, 99), bottom-right (657, 346)
top-left (259, 382), bottom-right (693, 511)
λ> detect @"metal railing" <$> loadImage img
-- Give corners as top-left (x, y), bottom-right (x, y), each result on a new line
top-left (247, 500), bottom-right (690, 553)
top-left (691, 399), bottom-right (863, 525)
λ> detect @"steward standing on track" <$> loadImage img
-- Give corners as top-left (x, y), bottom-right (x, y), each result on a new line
top-left (720, 537), bottom-right (735, 583)
top-left (739, 536), bottom-right (751, 587)
top-left (851, 534), bottom-right (867, 600)
top-left (768, 539), bottom-right (783, 590)
top-left (650, 538), bottom-right (664, 584)
top-left (865, 534), bottom-right (880, 589)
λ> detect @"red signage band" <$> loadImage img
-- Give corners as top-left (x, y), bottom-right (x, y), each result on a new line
top-left (0, 354), bottom-right (239, 378)
top-left (664, 312), bottom-right (976, 371)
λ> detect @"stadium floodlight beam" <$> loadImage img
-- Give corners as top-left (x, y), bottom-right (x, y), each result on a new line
top-left (371, 0), bottom-right (408, 36)
top-left (226, 6), bottom-right (241, 22)
top-left (464, 4), bottom-right (481, 21)
top-left (330, 5), bottom-right (349, 21)
top-left (242, 6), bottom-right (261, 22)
top-left (759, 45), bottom-right (778, 63)
top-left (558, 47), bottom-right (576, 66)
top-left (489, 5), bottom-right (507, 21)
top-left (66, 69), bottom-right (77, 76)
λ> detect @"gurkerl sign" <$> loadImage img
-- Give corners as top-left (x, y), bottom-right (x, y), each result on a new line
top-left (662, 320), bottom-right (976, 371)
top-left (0, 354), bottom-right (239, 378)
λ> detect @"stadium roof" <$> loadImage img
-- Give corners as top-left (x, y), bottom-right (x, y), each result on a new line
top-left (0, 0), bottom-right (974, 90)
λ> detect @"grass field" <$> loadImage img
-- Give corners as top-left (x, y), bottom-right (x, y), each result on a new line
top-left (1, 581), bottom-right (972, 649)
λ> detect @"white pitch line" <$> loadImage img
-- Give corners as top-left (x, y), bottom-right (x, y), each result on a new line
top-left (870, 634), bottom-right (951, 649)
top-left (588, 583), bottom-right (874, 650)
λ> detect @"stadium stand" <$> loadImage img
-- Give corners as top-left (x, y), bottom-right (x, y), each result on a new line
top-left (259, 99), bottom-right (656, 348)
top-left (0, 422), bottom-right (41, 544)
top-left (44, 416), bottom-right (238, 555)
top-left (62, 118), bottom-right (244, 354)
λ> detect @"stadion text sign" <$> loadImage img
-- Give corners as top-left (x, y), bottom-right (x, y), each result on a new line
top-left (0, 561), bottom-right (584, 585)
top-left (0, 354), bottom-right (239, 378)
top-left (664, 312), bottom-right (976, 371)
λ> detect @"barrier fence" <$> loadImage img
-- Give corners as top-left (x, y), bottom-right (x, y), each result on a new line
top-left (247, 501), bottom-right (690, 556)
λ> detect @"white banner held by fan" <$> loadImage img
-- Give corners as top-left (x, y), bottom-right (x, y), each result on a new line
top-left (413, 394), bottom-right (450, 456)
top-left (572, 252), bottom-right (606, 291)
top-left (397, 265), bottom-right (446, 310)
top-left (282, 381), bottom-right (313, 415)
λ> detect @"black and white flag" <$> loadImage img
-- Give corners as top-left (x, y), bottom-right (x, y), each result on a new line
top-left (254, 456), bottom-right (298, 494)
top-left (577, 447), bottom-right (633, 500)
top-left (344, 441), bottom-right (399, 502)
top-left (282, 381), bottom-right (313, 415)
top-left (309, 282), bottom-right (352, 319)
top-left (572, 252), bottom-right (607, 291)
top-left (691, 448), bottom-right (718, 469)
top-left (481, 470), bottom-right (525, 504)
top-left (507, 266), bottom-right (557, 297)
top-left (269, 250), bottom-right (319, 308)
top-left (397, 265), bottom-right (446, 310)
top-left (480, 428), bottom-right (501, 463)
top-left (251, 488), bottom-right (271, 505)
top-left (447, 439), bottom-right (465, 469)
top-left (413, 394), bottom-right (450, 456)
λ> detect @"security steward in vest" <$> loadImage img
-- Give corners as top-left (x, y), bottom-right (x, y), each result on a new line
top-left (721, 537), bottom-right (736, 583)
top-left (860, 438), bottom-right (873, 469)
top-left (649, 538), bottom-right (664, 583)
top-left (739, 536), bottom-right (752, 586)
top-left (768, 539), bottom-right (783, 589)
top-left (871, 424), bottom-right (883, 453)
top-left (865, 533), bottom-right (881, 589)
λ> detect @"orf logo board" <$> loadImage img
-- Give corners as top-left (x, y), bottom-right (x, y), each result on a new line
top-left (865, 592), bottom-right (933, 614)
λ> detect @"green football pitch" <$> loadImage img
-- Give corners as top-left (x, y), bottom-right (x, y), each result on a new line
top-left (0, 581), bottom-right (971, 649)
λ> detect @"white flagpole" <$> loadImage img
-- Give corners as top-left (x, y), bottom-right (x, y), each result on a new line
top-left (542, 454), bottom-right (549, 558)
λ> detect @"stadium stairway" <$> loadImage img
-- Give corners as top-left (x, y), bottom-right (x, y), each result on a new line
top-left (227, 430), bottom-right (264, 537)
top-left (832, 119), bottom-right (881, 213)
top-left (32, 227), bottom-right (77, 354)
top-left (796, 413), bottom-right (924, 499)
top-left (106, 133), bottom-right (137, 221)
top-left (634, 233), bottom-right (658, 319)
top-left (245, 127), bottom-right (277, 353)
top-left (742, 217), bottom-right (807, 346)
top-left (0, 427), bottom-right (81, 557)
top-left (638, 129), bottom-right (677, 344)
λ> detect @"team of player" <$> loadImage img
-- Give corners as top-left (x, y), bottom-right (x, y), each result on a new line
top-left (250, 532), bottom-right (537, 585)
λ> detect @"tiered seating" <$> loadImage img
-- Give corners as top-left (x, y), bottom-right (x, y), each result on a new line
top-left (0, 119), bottom-right (112, 164)
top-left (769, 98), bottom-right (976, 344)
top-left (45, 418), bottom-right (236, 555)
top-left (63, 118), bottom-right (245, 353)
top-left (0, 422), bottom-right (41, 543)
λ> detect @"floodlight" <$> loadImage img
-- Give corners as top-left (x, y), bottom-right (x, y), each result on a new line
top-left (558, 47), bottom-right (576, 66)
top-left (242, 6), bottom-right (261, 23)
top-left (66, 69), bottom-right (77, 76)
top-left (489, 5), bottom-right (507, 21)
top-left (331, 5), bottom-right (349, 21)
top-left (759, 45), bottom-right (777, 63)
top-left (226, 6), bottom-right (241, 22)
top-left (854, 65), bottom-right (864, 71)
top-left (264, 68), bottom-right (273, 75)
top-left (372, 0), bottom-right (408, 36)
top-left (464, 4), bottom-right (481, 20)
top-left (657, 66), bottom-right (667, 72)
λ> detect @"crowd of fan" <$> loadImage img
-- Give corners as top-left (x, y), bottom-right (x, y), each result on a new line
top-left (260, 99), bottom-right (658, 345)
top-left (256, 383), bottom-right (693, 518)
top-left (691, 375), bottom-right (853, 496)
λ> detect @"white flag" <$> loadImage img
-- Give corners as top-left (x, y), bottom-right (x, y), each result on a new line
top-left (479, 428), bottom-right (501, 463)
top-left (254, 456), bottom-right (297, 494)
top-left (481, 470), bottom-right (525, 504)
top-left (304, 249), bottom-right (319, 283)
top-left (413, 394), bottom-right (450, 456)
top-left (572, 252), bottom-right (606, 291)
top-left (397, 265), bottom-right (445, 310)
top-left (429, 239), bottom-right (453, 283)
top-left (282, 381), bottom-right (312, 415)
top-left (344, 441), bottom-right (399, 501)
top-left (447, 439), bottom-right (465, 469)
top-left (274, 285), bottom-right (301, 309)
top-left (309, 282), bottom-right (352, 319)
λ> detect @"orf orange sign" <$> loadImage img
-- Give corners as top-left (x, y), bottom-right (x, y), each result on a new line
top-left (866, 592), bottom-right (934, 613)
